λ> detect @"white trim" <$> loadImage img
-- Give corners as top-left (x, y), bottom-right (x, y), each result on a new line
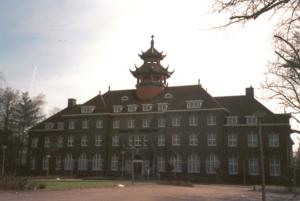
top-left (224, 123), bottom-right (290, 127)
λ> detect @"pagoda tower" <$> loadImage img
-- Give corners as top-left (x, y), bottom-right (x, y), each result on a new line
top-left (130, 36), bottom-right (174, 100)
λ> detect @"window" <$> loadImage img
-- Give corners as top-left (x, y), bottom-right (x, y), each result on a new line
top-left (142, 119), bottom-right (150, 128)
top-left (42, 156), bottom-right (49, 170)
top-left (95, 135), bottom-right (102, 147)
top-left (189, 134), bottom-right (198, 146)
top-left (45, 122), bottom-right (54, 130)
top-left (157, 103), bottom-right (168, 112)
top-left (206, 154), bottom-right (219, 174)
top-left (81, 105), bottom-right (95, 114)
top-left (56, 156), bottom-right (62, 170)
top-left (68, 120), bottom-right (75, 130)
top-left (112, 135), bottom-right (119, 147)
top-left (269, 158), bottom-right (280, 176)
top-left (113, 105), bottom-right (123, 113)
top-left (57, 122), bottom-right (64, 130)
top-left (127, 104), bottom-right (138, 112)
top-left (189, 115), bottom-right (198, 126)
top-left (226, 116), bottom-right (238, 125)
top-left (172, 116), bottom-right (180, 127)
top-left (30, 157), bottom-right (36, 170)
top-left (96, 119), bottom-right (103, 128)
top-left (92, 153), bottom-right (102, 171)
top-left (67, 136), bottom-right (74, 147)
top-left (143, 135), bottom-right (148, 147)
top-left (170, 155), bottom-right (182, 172)
top-left (248, 133), bottom-right (258, 147)
top-left (157, 118), bottom-right (166, 128)
top-left (57, 136), bottom-right (63, 148)
top-left (82, 119), bottom-right (88, 129)
top-left (246, 116), bottom-right (257, 125)
top-left (164, 93), bottom-right (173, 99)
top-left (44, 137), bottom-right (50, 148)
top-left (172, 134), bottom-right (181, 146)
top-left (81, 136), bottom-right (88, 147)
top-left (187, 154), bottom-right (200, 173)
top-left (186, 100), bottom-right (203, 109)
top-left (121, 96), bottom-right (128, 101)
top-left (268, 133), bottom-right (279, 147)
top-left (157, 135), bottom-right (165, 147)
top-left (157, 156), bottom-right (165, 172)
top-left (207, 133), bottom-right (217, 146)
top-left (64, 154), bottom-right (73, 170)
top-left (134, 135), bottom-right (142, 147)
top-left (127, 119), bottom-right (135, 129)
top-left (207, 115), bottom-right (217, 125)
top-left (113, 119), bottom-right (120, 129)
top-left (142, 104), bottom-right (153, 111)
top-left (31, 138), bottom-right (38, 148)
top-left (228, 157), bottom-right (238, 175)
top-left (78, 153), bottom-right (88, 171)
top-left (228, 133), bottom-right (237, 147)
top-left (248, 158), bottom-right (259, 176)
top-left (111, 154), bottom-right (119, 171)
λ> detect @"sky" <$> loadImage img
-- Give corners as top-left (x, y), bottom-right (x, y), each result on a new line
top-left (0, 1), bottom-right (298, 148)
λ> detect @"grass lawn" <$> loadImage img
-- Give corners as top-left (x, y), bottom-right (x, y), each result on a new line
top-left (31, 179), bottom-right (131, 190)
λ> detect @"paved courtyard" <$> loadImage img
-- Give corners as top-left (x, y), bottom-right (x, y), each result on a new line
top-left (0, 183), bottom-right (298, 201)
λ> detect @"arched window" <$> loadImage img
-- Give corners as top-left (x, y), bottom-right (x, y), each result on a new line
top-left (78, 153), bottom-right (88, 171)
top-left (157, 155), bottom-right (165, 172)
top-left (64, 154), bottom-right (73, 170)
top-left (170, 154), bottom-right (182, 173)
top-left (187, 154), bottom-right (200, 173)
top-left (206, 154), bottom-right (219, 174)
top-left (92, 153), bottom-right (102, 171)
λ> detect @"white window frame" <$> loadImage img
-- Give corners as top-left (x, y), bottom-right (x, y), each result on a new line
top-left (67, 136), bottom-right (74, 147)
top-left (78, 153), bottom-right (88, 171)
top-left (157, 118), bottom-right (166, 128)
top-left (142, 104), bottom-right (153, 112)
top-left (157, 103), bottom-right (168, 112)
top-left (55, 156), bottom-right (62, 170)
top-left (187, 154), bottom-right (200, 173)
top-left (113, 105), bottom-right (123, 113)
top-left (127, 119), bottom-right (135, 129)
top-left (157, 135), bottom-right (165, 147)
top-left (111, 154), bottom-right (119, 171)
top-left (170, 155), bottom-right (182, 173)
top-left (189, 134), bottom-right (198, 146)
top-left (134, 135), bottom-right (142, 147)
top-left (92, 153), bottom-right (102, 171)
top-left (68, 120), bottom-right (75, 130)
top-left (157, 156), bottom-right (165, 172)
top-left (95, 135), bottom-right (102, 147)
top-left (96, 119), bottom-right (103, 128)
top-left (248, 133), bottom-right (258, 147)
top-left (207, 133), bottom-right (217, 146)
top-left (142, 119), bottom-right (150, 128)
top-left (172, 134), bottom-right (181, 146)
top-left (112, 135), bottom-right (119, 147)
top-left (64, 154), bottom-right (73, 170)
top-left (81, 135), bottom-right (88, 147)
top-left (248, 158), bottom-right (259, 176)
top-left (207, 115), bottom-right (217, 126)
top-left (226, 116), bottom-right (238, 125)
top-left (82, 119), bottom-right (88, 129)
top-left (57, 136), bottom-right (63, 148)
top-left (268, 133), bottom-right (279, 147)
top-left (127, 104), bottom-right (138, 112)
top-left (30, 157), bottom-right (36, 170)
top-left (227, 133), bottom-right (237, 147)
top-left (189, 115), bottom-right (198, 126)
top-left (57, 122), bottom-right (64, 130)
top-left (31, 138), bottom-right (38, 148)
top-left (113, 119), bottom-right (120, 129)
top-left (228, 157), bottom-right (238, 175)
top-left (42, 157), bottom-right (49, 170)
top-left (172, 116), bottom-right (181, 127)
top-left (45, 122), bottom-right (54, 130)
top-left (206, 154), bottom-right (219, 174)
top-left (186, 100), bottom-right (203, 109)
top-left (246, 116), bottom-right (257, 125)
top-left (81, 105), bottom-right (95, 114)
top-left (269, 158), bottom-right (280, 176)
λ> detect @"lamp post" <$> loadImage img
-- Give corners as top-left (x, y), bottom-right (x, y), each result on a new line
top-left (255, 111), bottom-right (266, 201)
top-left (1, 145), bottom-right (7, 177)
top-left (46, 154), bottom-right (51, 177)
top-left (121, 150), bottom-right (125, 178)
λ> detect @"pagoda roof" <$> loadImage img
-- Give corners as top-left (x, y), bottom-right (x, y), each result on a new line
top-left (138, 35), bottom-right (166, 60)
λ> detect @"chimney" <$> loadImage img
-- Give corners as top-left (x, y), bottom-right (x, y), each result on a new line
top-left (68, 98), bottom-right (76, 108)
top-left (245, 86), bottom-right (254, 98)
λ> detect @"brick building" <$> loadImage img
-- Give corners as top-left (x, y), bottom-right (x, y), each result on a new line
top-left (27, 36), bottom-right (292, 184)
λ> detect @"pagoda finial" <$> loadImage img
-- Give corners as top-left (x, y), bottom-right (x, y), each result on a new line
top-left (151, 35), bottom-right (154, 49)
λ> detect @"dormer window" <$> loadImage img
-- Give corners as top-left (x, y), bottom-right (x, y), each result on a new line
top-left (164, 93), bottom-right (173, 99)
top-left (127, 104), bottom-right (138, 112)
top-left (186, 100), bottom-right (203, 109)
top-left (121, 96), bottom-right (129, 101)
top-left (113, 105), bottom-right (123, 113)
top-left (157, 103), bottom-right (168, 112)
top-left (45, 122), bottom-right (54, 130)
top-left (226, 116), bottom-right (238, 125)
top-left (246, 116), bottom-right (257, 125)
top-left (81, 106), bottom-right (95, 114)
top-left (142, 104), bottom-right (153, 112)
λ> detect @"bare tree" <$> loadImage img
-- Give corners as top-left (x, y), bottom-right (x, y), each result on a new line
top-left (212, 0), bottom-right (300, 131)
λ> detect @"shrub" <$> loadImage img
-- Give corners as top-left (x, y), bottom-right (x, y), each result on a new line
top-left (0, 176), bottom-right (42, 191)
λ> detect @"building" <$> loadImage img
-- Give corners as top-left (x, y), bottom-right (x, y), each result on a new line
top-left (27, 36), bottom-right (292, 184)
